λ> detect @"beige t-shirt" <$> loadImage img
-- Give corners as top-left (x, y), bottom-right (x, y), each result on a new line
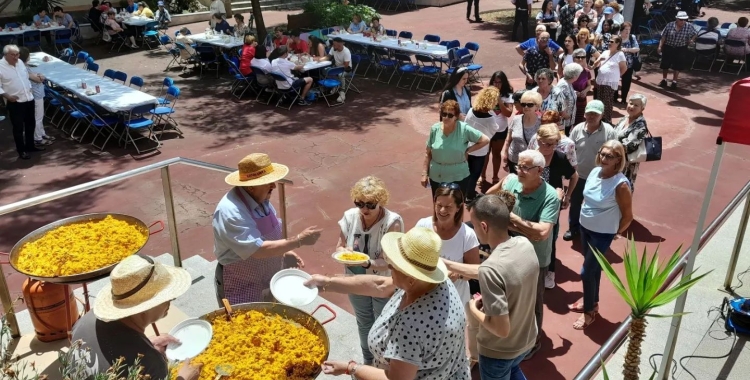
top-left (476, 236), bottom-right (539, 359)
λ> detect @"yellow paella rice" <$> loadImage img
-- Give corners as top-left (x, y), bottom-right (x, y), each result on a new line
top-left (338, 252), bottom-right (369, 262)
top-left (16, 215), bottom-right (147, 277)
top-left (188, 310), bottom-right (326, 380)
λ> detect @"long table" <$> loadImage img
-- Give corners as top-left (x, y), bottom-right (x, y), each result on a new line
top-left (334, 33), bottom-right (449, 57)
top-left (122, 16), bottom-right (153, 27)
top-left (0, 25), bottom-right (65, 37)
top-left (29, 52), bottom-right (158, 114)
top-left (190, 33), bottom-right (244, 49)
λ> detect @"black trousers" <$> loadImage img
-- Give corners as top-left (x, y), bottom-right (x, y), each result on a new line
top-left (466, 154), bottom-right (486, 200)
top-left (8, 100), bottom-right (35, 154)
top-left (619, 67), bottom-right (634, 101)
top-left (466, 0), bottom-right (480, 19)
top-left (513, 10), bottom-right (530, 42)
top-left (567, 177), bottom-right (587, 233)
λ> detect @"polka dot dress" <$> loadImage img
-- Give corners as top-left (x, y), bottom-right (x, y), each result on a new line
top-left (367, 281), bottom-right (470, 379)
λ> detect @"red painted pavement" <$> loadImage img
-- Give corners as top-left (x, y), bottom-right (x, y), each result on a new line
top-left (1, 2), bottom-right (749, 378)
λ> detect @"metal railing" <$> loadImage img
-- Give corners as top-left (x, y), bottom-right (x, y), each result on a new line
top-left (0, 157), bottom-right (293, 338)
top-left (574, 179), bottom-right (750, 380)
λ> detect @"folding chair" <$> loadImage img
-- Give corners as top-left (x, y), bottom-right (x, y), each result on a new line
top-left (150, 85), bottom-right (182, 135)
top-left (0, 36), bottom-right (16, 52)
top-left (720, 40), bottom-right (748, 75)
top-left (398, 31), bottom-right (413, 40)
top-left (58, 47), bottom-right (76, 64)
top-left (172, 42), bottom-right (195, 71)
top-left (269, 72), bottom-right (303, 110)
top-left (374, 47), bottom-right (398, 84)
top-left (75, 51), bottom-right (89, 66)
top-left (103, 69), bottom-right (116, 80)
top-left (465, 42), bottom-right (480, 62)
top-left (142, 21), bottom-right (160, 49)
top-left (85, 56), bottom-right (95, 69)
top-left (414, 54), bottom-right (442, 92)
top-left (76, 103), bottom-right (120, 150)
top-left (113, 71), bottom-right (128, 84)
top-left (87, 62), bottom-right (100, 74)
top-left (121, 104), bottom-right (160, 154)
top-left (85, 17), bottom-right (104, 45)
top-left (637, 26), bottom-right (660, 60)
top-left (424, 34), bottom-right (440, 43)
top-left (58, 97), bottom-right (90, 140)
top-left (394, 53), bottom-right (418, 90)
top-left (251, 65), bottom-right (275, 105)
top-left (385, 29), bottom-right (397, 37)
top-left (317, 67), bottom-right (346, 107)
top-left (691, 38), bottom-right (718, 71)
top-left (22, 30), bottom-right (42, 52)
top-left (129, 76), bottom-right (144, 89)
top-left (157, 77), bottom-right (175, 105)
top-left (223, 53), bottom-right (256, 99)
top-left (346, 55), bottom-right (364, 94)
top-left (195, 46), bottom-right (220, 78)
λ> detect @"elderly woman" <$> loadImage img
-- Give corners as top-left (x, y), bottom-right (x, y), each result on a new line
top-left (337, 176), bottom-right (404, 365)
top-left (347, 14), bottom-right (367, 33)
top-left (616, 22), bottom-right (639, 103)
top-left (486, 71), bottom-right (514, 184)
top-left (233, 14), bottom-right (251, 37)
top-left (423, 100), bottom-right (489, 198)
top-left (104, 10), bottom-right (138, 48)
top-left (556, 62), bottom-right (582, 133)
top-left (571, 48), bottom-right (593, 126)
top-left (238, 35), bottom-right (257, 76)
top-left (530, 110), bottom-right (578, 168)
top-left (533, 68), bottom-right (564, 115)
top-left (440, 68), bottom-right (472, 120)
top-left (464, 87), bottom-right (501, 200)
top-left (725, 17), bottom-right (750, 62)
top-left (416, 184), bottom-right (480, 306)
top-left (615, 94), bottom-right (649, 192)
top-left (306, 227), bottom-right (470, 379)
top-left (594, 35), bottom-right (626, 123)
top-left (502, 91), bottom-right (542, 174)
top-left (570, 140), bottom-right (632, 330)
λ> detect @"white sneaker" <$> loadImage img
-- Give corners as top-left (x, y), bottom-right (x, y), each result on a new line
top-left (338, 91), bottom-right (346, 102)
top-left (544, 271), bottom-right (555, 289)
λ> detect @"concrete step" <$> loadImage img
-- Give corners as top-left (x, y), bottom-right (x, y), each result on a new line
top-left (231, 0), bottom-right (305, 12)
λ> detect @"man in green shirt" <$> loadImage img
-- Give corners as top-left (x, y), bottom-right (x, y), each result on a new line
top-left (487, 149), bottom-right (560, 360)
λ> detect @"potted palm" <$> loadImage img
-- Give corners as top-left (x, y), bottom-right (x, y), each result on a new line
top-left (593, 239), bottom-right (709, 380)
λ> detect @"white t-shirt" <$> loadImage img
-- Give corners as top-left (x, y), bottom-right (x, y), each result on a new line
top-left (250, 57), bottom-right (272, 73)
top-left (415, 217), bottom-right (479, 305)
top-left (464, 109), bottom-right (499, 157)
top-left (328, 46), bottom-right (352, 67)
top-left (492, 95), bottom-right (514, 133)
top-left (596, 50), bottom-right (626, 90)
top-left (271, 58), bottom-right (296, 89)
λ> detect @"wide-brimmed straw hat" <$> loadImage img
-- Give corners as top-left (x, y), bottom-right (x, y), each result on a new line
top-left (224, 153), bottom-right (289, 187)
top-left (94, 255), bottom-right (191, 322)
top-left (381, 227), bottom-right (447, 284)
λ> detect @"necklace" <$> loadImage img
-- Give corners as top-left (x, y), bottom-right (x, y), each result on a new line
top-left (361, 208), bottom-right (384, 232)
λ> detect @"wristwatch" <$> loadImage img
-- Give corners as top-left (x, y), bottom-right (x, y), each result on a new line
top-left (362, 260), bottom-right (372, 269)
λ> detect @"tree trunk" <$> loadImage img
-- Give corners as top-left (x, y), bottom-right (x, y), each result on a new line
top-left (223, 0), bottom-right (233, 18)
top-left (623, 317), bottom-right (648, 380)
top-left (251, 0), bottom-right (266, 44)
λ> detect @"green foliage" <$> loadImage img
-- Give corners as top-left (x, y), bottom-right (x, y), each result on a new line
top-left (303, 0), bottom-right (379, 29)
top-left (592, 238), bottom-right (710, 319)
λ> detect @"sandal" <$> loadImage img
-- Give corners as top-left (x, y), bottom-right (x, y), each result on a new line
top-left (477, 177), bottom-right (485, 185)
top-left (492, 176), bottom-right (500, 184)
top-left (568, 301), bottom-right (599, 313)
top-left (573, 311), bottom-right (597, 330)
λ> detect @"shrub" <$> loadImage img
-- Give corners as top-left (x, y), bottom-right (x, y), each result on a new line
top-left (303, 0), bottom-right (380, 29)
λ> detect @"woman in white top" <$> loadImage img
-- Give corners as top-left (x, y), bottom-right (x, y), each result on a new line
top-left (415, 183), bottom-right (480, 306)
top-left (594, 34), bottom-right (626, 124)
top-left (347, 14), bottom-right (367, 34)
top-left (537, 0), bottom-right (559, 40)
top-left (337, 176), bottom-right (404, 365)
top-left (463, 87), bottom-right (500, 201)
top-left (487, 71), bottom-right (514, 185)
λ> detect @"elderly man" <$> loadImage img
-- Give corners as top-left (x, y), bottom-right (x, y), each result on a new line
top-left (0, 45), bottom-right (45, 160)
top-left (657, 11), bottom-right (697, 90)
top-left (71, 255), bottom-right (201, 380)
top-left (319, 37), bottom-right (352, 103)
top-left (154, 1), bottom-right (171, 29)
top-left (444, 195), bottom-right (539, 379)
top-left (520, 32), bottom-right (556, 90)
top-left (511, 0), bottom-right (534, 42)
top-left (486, 149), bottom-right (560, 361)
top-left (271, 46), bottom-right (314, 106)
top-left (213, 153), bottom-right (322, 305)
top-left (515, 24), bottom-right (563, 56)
top-left (563, 100), bottom-right (616, 242)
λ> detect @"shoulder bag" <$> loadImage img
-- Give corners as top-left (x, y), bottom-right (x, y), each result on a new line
top-left (630, 35), bottom-right (642, 72)
top-left (628, 129), bottom-right (662, 163)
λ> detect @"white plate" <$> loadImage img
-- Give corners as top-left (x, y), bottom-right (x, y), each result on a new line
top-left (270, 268), bottom-right (318, 307)
top-left (165, 319), bottom-right (213, 361)
top-left (331, 251), bottom-right (370, 265)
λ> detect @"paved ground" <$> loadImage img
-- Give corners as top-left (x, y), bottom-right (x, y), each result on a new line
top-left (1, 2), bottom-right (749, 378)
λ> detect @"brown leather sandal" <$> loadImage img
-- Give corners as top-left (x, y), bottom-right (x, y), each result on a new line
top-left (573, 311), bottom-right (597, 330)
top-left (568, 301), bottom-right (599, 313)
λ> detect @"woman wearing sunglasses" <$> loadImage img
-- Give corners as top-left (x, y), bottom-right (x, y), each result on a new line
top-left (571, 48), bottom-right (593, 125)
top-left (593, 35), bottom-right (627, 124)
top-left (501, 91), bottom-right (542, 174)
top-left (423, 100), bottom-right (490, 198)
top-left (336, 176), bottom-right (404, 365)
top-left (570, 140), bottom-right (632, 330)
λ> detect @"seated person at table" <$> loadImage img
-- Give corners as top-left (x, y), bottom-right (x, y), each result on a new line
top-left (175, 27), bottom-right (196, 59)
top-left (125, 0), bottom-right (138, 13)
top-left (368, 16), bottom-right (385, 36)
top-left (105, 10), bottom-right (139, 48)
top-left (725, 17), bottom-right (750, 62)
top-left (71, 256), bottom-right (201, 380)
top-left (33, 8), bottom-right (51, 25)
top-left (233, 14), bottom-right (250, 37)
top-left (319, 37), bottom-right (351, 71)
top-left (273, 27), bottom-right (288, 48)
top-left (213, 12), bottom-right (231, 34)
top-left (287, 30), bottom-right (308, 54)
top-left (155, 1), bottom-right (171, 29)
top-left (89, 1), bottom-right (104, 30)
top-left (99, 3), bottom-right (111, 26)
top-left (271, 46), bottom-right (313, 106)
top-left (251, 45), bottom-right (272, 72)
top-left (347, 13), bottom-right (367, 33)
top-left (695, 17), bottom-right (720, 53)
top-left (53, 6), bottom-right (76, 29)
top-left (134, 2), bottom-right (154, 18)
top-left (308, 35), bottom-right (326, 58)
top-left (239, 35), bottom-right (257, 76)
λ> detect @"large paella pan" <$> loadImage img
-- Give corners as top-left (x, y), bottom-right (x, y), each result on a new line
top-left (194, 302), bottom-right (335, 380)
top-left (9, 213), bottom-right (160, 283)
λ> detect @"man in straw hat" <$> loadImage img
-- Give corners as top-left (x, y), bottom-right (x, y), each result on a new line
top-left (443, 195), bottom-right (540, 379)
top-left (213, 153), bottom-right (322, 305)
top-left (72, 255), bottom-right (201, 380)
top-left (305, 227), bottom-right (470, 379)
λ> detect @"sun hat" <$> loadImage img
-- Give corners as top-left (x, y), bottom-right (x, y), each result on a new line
top-left (675, 11), bottom-right (689, 20)
top-left (603, 7), bottom-right (614, 15)
top-left (94, 255), bottom-right (191, 322)
top-left (585, 100), bottom-right (605, 115)
top-left (381, 227), bottom-right (448, 284)
top-left (224, 153), bottom-right (289, 187)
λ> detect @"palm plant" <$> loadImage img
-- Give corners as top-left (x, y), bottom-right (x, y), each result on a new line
top-left (593, 239), bottom-right (710, 380)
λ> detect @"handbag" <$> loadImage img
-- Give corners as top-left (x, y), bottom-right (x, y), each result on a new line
top-left (630, 36), bottom-right (642, 72)
top-left (628, 131), bottom-right (662, 163)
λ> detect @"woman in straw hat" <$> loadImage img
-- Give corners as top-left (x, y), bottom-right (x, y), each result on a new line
top-left (213, 153), bottom-right (322, 305)
top-left (305, 227), bottom-right (470, 379)
top-left (72, 255), bottom-right (201, 380)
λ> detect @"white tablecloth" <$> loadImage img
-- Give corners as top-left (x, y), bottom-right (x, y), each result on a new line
top-left (190, 33), bottom-right (244, 49)
top-left (0, 25), bottom-right (65, 37)
top-left (29, 52), bottom-right (157, 113)
top-left (122, 16), bottom-right (153, 27)
top-left (335, 33), bottom-right (448, 57)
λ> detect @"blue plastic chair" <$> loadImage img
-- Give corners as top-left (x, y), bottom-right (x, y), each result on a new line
top-left (223, 53), bottom-right (255, 99)
top-left (317, 66), bottom-right (345, 107)
top-left (142, 21), bottom-right (159, 49)
top-left (122, 104), bottom-right (159, 154)
top-left (58, 47), bottom-right (76, 63)
top-left (424, 34), bottom-right (440, 43)
top-left (374, 47), bottom-right (397, 84)
top-left (76, 103), bottom-right (121, 150)
top-left (465, 42), bottom-right (479, 62)
top-left (129, 76), bottom-right (144, 89)
top-left (87, 62), bottom-right (100, 74)
top-left (113, 71), bottom-right (127, 84)
top-left (195, 46), bottom-right (219, 78)
top-left (5, 23), bottom-right (19, 29)
top-left (22, 30), bottom-right (42, 51)
top-left (52, 29), bottom-right (72, 54)
top-left (250, 65), bottom-right (274, 104)
top-left (414, 54), bottom-right (442, 93)
top-left (395, 53), bottom-right (418, 90)
top-left (385, 29), bottom-right (397, 37)
top-left (398, 31), bottom-right (413, 40)
top-left (76, 51), bottom-right (89, 66)
top-left (150, 86), bottom-right (181, 135)
top-left (269, 72), bottom-right (303, 110)
top-left (103, 69), bottom-right (116, 80)
top-left (157, 77), bottom-right (174, 105)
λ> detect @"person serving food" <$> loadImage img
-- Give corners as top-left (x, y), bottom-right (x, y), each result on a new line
top-left (212, 153), bottom-right (322, 305)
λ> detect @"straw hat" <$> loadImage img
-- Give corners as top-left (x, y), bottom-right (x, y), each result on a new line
top-left (94, 255), bottom-right (191, 322)
top-left (381, 227), bottom-right (448, 284)
top-left (224, 153), bottom-right (289, 187)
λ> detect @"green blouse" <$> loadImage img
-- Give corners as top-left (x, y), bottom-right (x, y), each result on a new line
top-left (427, 121), bottom-right (483, 182)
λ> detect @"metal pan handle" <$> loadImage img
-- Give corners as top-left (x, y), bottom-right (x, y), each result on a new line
top-left (148, 220), bottom-right (165, 235)
top-left (311, 304), bottom-right (336, 326)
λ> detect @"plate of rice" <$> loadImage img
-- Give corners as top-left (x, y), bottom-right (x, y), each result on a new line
top-left (331, 251), bottom-right (370, 265)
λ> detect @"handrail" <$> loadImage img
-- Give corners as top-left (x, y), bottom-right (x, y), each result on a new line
top-left (0, 157), bottom-right (293, 338)
top-left (574, 179), bottom-right (750, 380)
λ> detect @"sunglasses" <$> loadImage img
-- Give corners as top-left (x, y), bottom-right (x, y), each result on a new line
top-left (354, 201), bottom-right (378, 210)
top-left (574, 55), bottom-right (586, 59)
top-left (598, 152), bottom-right (618, 160)
top-left (439, 182), bottom-right (461, 191)
top-left (539, 141), bottom-right (557, 148)
top-left (520, 103), bottom-right (536, 108)
top-left (441, 112), bottom-right (456, 119)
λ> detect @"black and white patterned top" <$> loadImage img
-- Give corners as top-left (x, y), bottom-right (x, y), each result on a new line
top-left (559, 4), bottom-right (582, 36)
top-left (524, 47), bottom-right (552, 79)
top-left (368, 281), bottom-right (470, 380)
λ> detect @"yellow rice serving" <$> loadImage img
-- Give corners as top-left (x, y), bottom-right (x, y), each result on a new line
top-left (16, 215), bottom-right (147, 277)
top-left (190, 310), bottom-right (326, 380)
top-left (338, 252), bottom-right (369, 262)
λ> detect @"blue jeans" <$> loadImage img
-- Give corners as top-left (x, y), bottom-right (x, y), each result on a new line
top-left (580, 226), bottom-right (616, 312)
top-left (349, 292), bottom-right (388, 364)
top-left (568, 178), bottom-right (586, 233)
top-left (479, 351), bottom-right (529, 380)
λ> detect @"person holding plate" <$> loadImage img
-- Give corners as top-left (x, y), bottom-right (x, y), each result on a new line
top-left (212, 153), bottom-right (323, 306)
top-left (336, 176), bottom-right (404, 365)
